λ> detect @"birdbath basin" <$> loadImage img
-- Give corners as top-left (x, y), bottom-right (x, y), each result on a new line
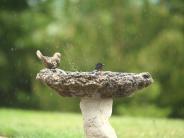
top-left (36, 68), bottom-right (153, 138)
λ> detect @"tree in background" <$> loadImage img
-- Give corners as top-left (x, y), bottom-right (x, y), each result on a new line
top-left (0, 0), bottom-right (183, 118)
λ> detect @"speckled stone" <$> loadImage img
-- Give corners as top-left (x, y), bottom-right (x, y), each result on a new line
top-left (36, 68), bottom-right (153, 98)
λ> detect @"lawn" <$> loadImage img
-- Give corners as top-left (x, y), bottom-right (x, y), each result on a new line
top-left (0, 109), bottom-right (183, 138)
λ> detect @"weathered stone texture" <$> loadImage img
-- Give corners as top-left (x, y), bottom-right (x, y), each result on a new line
top-left (36, 68), bottom-right (153, 98)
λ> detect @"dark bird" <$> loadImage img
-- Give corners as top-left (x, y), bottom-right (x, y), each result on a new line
top-left (36, 50), bottom-right (61, 69)
top-left (95, 63), bottom-right (105, 71)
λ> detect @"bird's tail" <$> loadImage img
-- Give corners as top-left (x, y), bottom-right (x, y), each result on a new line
top-left (36, 50), bottom-right (43, 60)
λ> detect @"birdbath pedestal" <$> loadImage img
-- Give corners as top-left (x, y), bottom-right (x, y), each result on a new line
top-left (36, 68), bottom-right (153, 138)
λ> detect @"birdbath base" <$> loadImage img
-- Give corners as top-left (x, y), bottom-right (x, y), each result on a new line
top-left (80, 97), bottom-right (117, 138)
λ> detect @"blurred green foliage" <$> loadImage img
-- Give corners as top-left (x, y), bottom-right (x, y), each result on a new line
top-left (0, 0), bottom-right (183, 118)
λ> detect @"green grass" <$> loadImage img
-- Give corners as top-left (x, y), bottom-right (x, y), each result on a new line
top-left (0, 109), bottom-right (183, 138)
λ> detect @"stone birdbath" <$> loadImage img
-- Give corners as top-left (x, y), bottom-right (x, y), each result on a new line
top-left (36, 53), bottom-right (153, 138)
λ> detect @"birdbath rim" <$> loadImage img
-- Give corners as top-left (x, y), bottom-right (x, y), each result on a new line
top-left (36, 68), bottom-right (153, 98)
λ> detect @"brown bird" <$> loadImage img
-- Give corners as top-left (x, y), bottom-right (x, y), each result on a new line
top-left (36, 50), bottom-right (61, 69)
